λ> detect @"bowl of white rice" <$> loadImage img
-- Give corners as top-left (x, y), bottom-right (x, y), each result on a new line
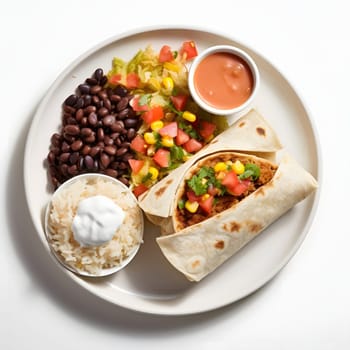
top-left (44, 173), bottom-right (144, 277)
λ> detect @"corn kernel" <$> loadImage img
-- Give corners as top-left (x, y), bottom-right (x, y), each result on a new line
top-left (185, 200), bottom-right (199, 213)
top-left (232, 160), bottom-right (245, 175)
top-left (162, 77), bottom-right (174, 90)
top-left (148, 167), bottom-right (159, 180)
top-left (163, 62), bottom-right (180, 72)
top-left (182, 111), bottom-right (196, 122)
top-left (148, 77), bottom-right (161, 90)
top-left (150, 120), bottom-right (164, 131)
top-left (214, 162), bottom-right (227, 172)
top-left (201, 193), bottom-right (210, 201)
top-left (216, 171), bottom-right (226, 180)
top-left (161, 136), bottom-right (174, 147)
top-left (144, 132), bottom-right (156, 144)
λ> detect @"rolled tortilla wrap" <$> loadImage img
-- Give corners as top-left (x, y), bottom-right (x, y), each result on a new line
top-left (138, 109), bottom-right (282, 218)
top-left (156, 151), bottom-right (318, 282)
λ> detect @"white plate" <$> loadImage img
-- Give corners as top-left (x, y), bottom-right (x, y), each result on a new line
top-left (24, 26), bottom-right (321, 315)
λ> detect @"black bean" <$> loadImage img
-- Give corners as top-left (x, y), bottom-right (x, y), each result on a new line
top-left (94, 68), bottom-right (103, 81)
top-left (64, 125), bottom-right (80, 136)
top-left (127, 128), bottom-right (136, 140)
top-left (104, 145), bottom-right (117, 155)
top-left (71, 140), bottom-right (83, 151)
top-left (88, 112), bottom-right (98, 126)
top-left (69, 152), bottom-right (79, 164)
top-left (97, 128), bottom-right (104, 141)
top-left (74, 97), bottom-right (85, 109)
top-left (86, 77), bottom-right (98, 86)
top-left (47, 69), bottom-right (142, 188)
top-left (84, 155), bottom-right (94, 169)
top-left (90, 85), bottom-right (102, 95)
top-left (78, 84), bottom-right (90, 94)
top-left (114, 85), bottom-right (128, 97)
top-left (64, 94), bottom-right (78, 106)
top-left (104, 168), bottom-right (118, 178)
top-left (124, 118), bottom-right (138, 128)
top-left (89, 146), bottom-right (101, 157)
top-left (100, 152), bottom-right (111, 168)
top-left (102, 115), bottom-right (115, 126)
top-left (83, 95), bottom-right (92, 107)
top-left (61, 141), bottom-right (70, 153)
top-left (80, 127), bottom-right (92, 137)
top-left (116, 147), bottom-right (128, 156)
top-left (110, 94), bottom-right (121, 102)
top-left (116, 97), bottom-right (129, 111)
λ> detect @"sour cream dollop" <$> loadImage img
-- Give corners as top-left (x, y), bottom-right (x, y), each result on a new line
top-left (72, 195), bottom-right (125, 247)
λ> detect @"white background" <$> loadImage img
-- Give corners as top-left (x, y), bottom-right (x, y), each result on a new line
top-left (1, 0), bottom-right (349, 349)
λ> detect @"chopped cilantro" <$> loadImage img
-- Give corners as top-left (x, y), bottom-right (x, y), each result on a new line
top-left (178, 199), bottom-right (185, 210)
top-left (170, 145), bottom-right (184, 162)
top-left (187, 166), bottom-right (216, 195)
top-left (239, 163), bottom-right (260, 181)
top-left (141, 172), bottom-right (152, 183)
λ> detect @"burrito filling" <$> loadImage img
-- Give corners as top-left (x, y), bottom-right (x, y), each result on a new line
top-left (176, 154), bottom-right (277, 229)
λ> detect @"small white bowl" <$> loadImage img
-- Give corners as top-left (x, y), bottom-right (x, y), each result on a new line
top-left (188, 45), bottom-right (260, 119)
top-left (44, 173), bottom-right (144, 277)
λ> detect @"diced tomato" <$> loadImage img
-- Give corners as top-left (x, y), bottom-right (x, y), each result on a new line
top-left (207, 183), bottom-right (220, 196)
top-left (221, 171), bottom-right (239, 190)
top-left (159, 122), bottom-right (178, 138)
top-left (129, 96), bottom-right (149, 112)
top-left (199, 195), bottom-right (214, 215)
top-left (186, 191), bottom-right (201, 203)
top-left (142, 106), bottom-right (164, 124)
top-left (180, 41), bottom-right (198, 60)
top-left (175, 128), bottom-right (190, 146)
top-left (170, 94), bottom-right (188, 111)
top-left (159, 45), bottom-right (174, 63)
top-left (128, 159), bottom-right (145, 174)
top-left (199, 121), bottom-right (216, 139)
top-left (153, 149), bottom-right (171, 168)
top-left (126, 72), bottom-right (140, 89)
top-left (183, 138), bottom-right (203, 153)
top-left (109, 74), bottom-right (122, 85)
top-left (130, 135), bottom-right (147, 154)
top-left (230, 180), bottom-right (250, 196)
top-left (133, 184), bottom-right (149, 198)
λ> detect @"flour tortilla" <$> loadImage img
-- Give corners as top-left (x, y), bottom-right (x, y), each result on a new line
top-left (156, 152), bottom-right (318, 282)
top-left (138, 109), bottom-right (282, 218)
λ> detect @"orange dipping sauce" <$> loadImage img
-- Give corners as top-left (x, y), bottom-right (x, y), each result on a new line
top-left (193, 52), bottom-right (254, 110)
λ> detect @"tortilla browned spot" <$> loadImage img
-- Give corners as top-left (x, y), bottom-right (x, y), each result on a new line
top-left (192, 260), bottom-right (201, 269)
top-left (249, 222), bottom-right (263, 233)
top-left (155, 186), bottom-right (166, 197)
top-left (254, 187), bottom-right (265, 196)
top-left (215, 240), bottom-right (225, 249)
top-left (256, 127), bottom-right (266, 136)
top-left (239, 121), bottom-right (246, 127)
top-left (165, 179), bottom-right (173, 185)
top-left (222, 221), bottom-right (241, 232)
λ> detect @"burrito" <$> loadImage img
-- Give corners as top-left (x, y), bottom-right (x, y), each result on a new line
top-left (138, 109), bottom-right (283, 219)
top-left (156, 150), bottom-right (318, 282)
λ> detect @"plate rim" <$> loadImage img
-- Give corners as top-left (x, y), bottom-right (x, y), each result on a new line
top-left (23, 24), bottom-right (323, 316)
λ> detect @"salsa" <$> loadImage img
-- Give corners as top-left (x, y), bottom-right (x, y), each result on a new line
top-left (194, 52), bottom-right (254, 110)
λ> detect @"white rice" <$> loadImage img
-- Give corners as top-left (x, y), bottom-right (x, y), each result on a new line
top-left (47, 176), bottom-right (143, 275)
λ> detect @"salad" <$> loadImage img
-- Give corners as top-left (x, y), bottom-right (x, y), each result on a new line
top-left (106, 41), bottom-right (229, 197)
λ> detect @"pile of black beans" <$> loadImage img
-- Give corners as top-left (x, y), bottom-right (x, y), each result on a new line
top-left (46, 68), bottom-right (142, 189)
